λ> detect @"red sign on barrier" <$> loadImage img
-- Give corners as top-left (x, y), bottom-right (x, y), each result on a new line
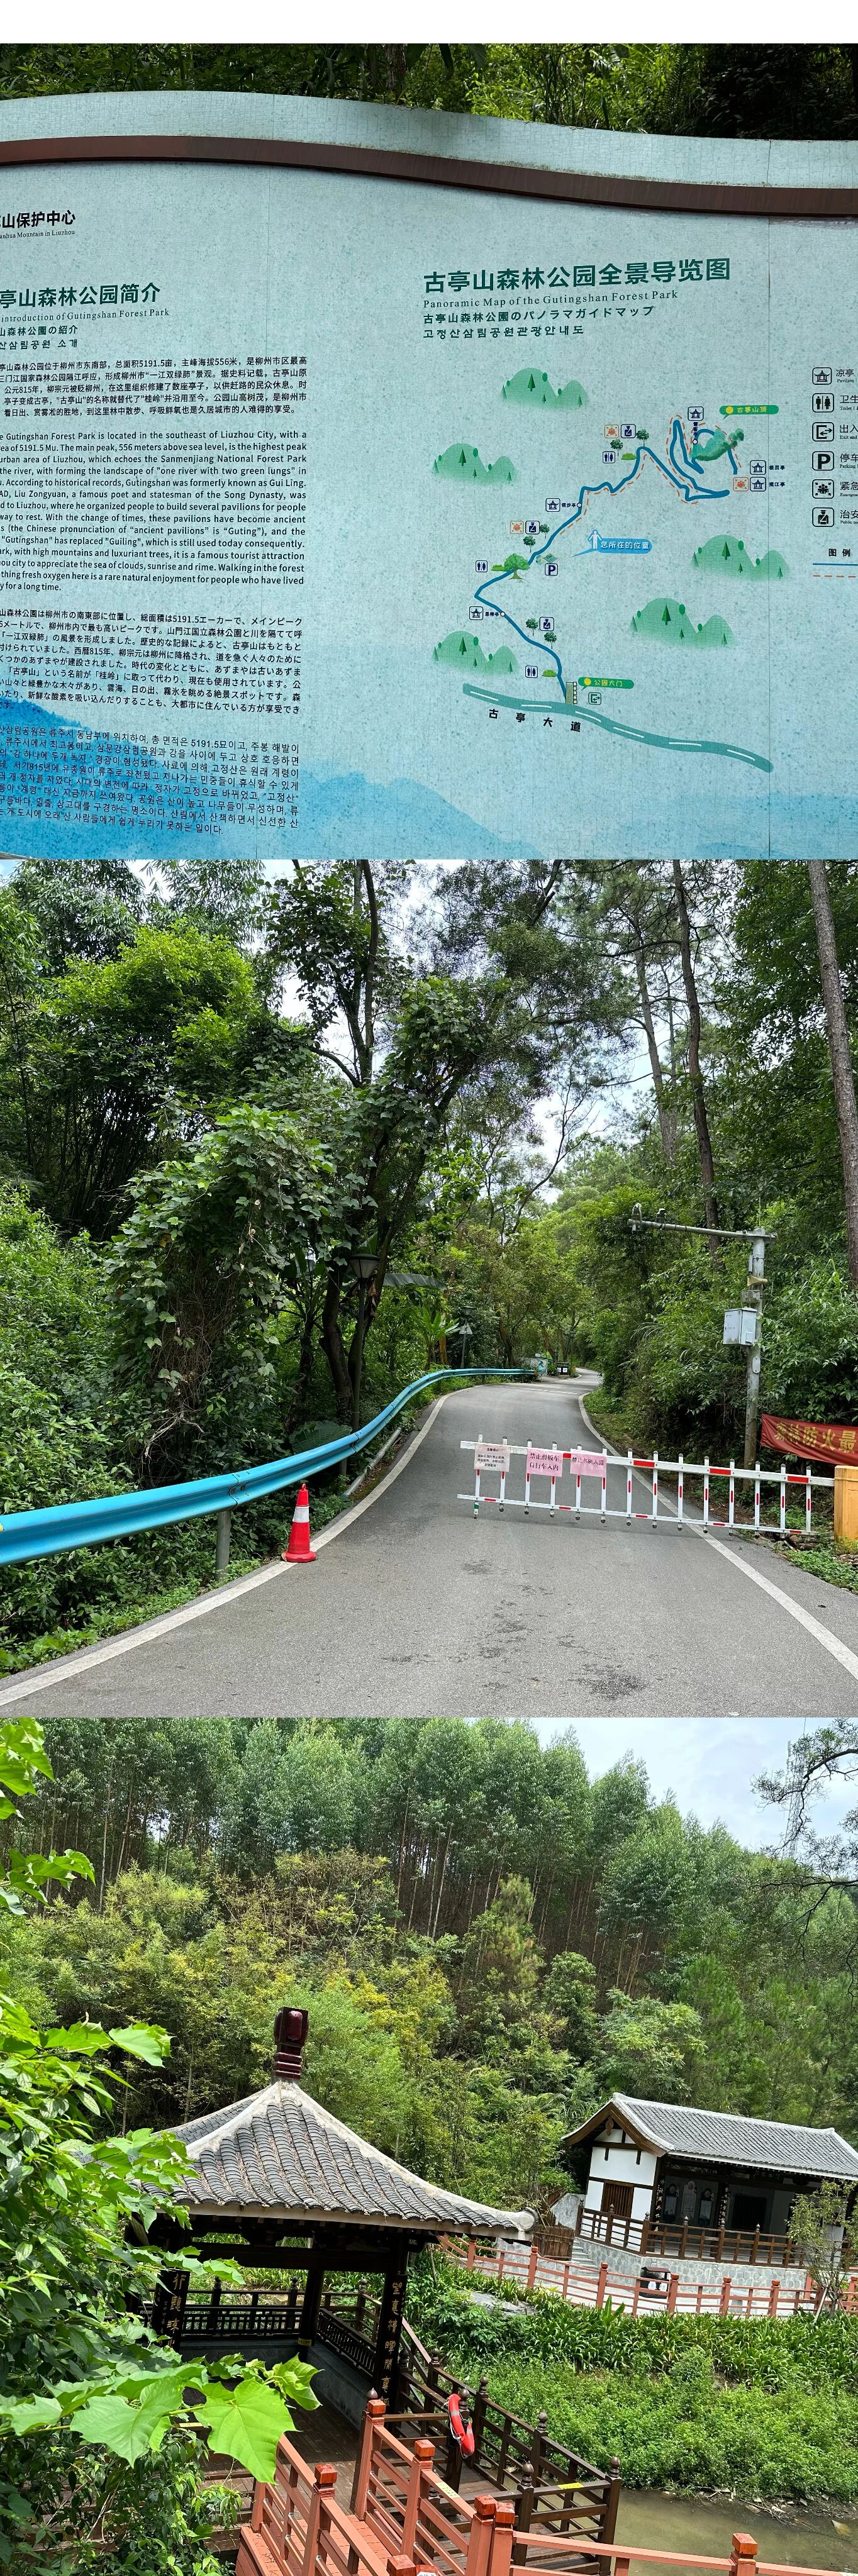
top-left (526, 1445), bottom-right (564, 1479)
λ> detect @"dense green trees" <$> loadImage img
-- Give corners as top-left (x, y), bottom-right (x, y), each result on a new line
top-left (5, 1718), bottom-right (858, 2187)
top-left (4, 853), bottom-right (858, 1659)
top-left (0, 1718), bottom-right (320, 2572)
top-left (0, 43), bottom-right (856, 145)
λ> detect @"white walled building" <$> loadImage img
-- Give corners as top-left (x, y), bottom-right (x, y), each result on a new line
top-left (555, 2094), bottom-right (858, 2270)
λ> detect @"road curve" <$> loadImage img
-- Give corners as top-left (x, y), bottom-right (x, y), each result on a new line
top-left (3, 1376), bottom-right (858, 1721)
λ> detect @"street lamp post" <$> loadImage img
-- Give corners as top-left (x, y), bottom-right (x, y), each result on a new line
top-left (348, 1246), bottom-right (377, 1434)
top-left (630, 1210), bottom-right (775, 1470)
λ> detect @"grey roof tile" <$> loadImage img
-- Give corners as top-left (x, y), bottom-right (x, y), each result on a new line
top-left (171, 2078), bottom-right (533, 2234)
top-left (563, 2093), bottom-right (858, 2180)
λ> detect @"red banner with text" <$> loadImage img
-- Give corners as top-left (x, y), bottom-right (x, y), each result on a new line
top-left (761, 1414), bottom-right (858, 1465)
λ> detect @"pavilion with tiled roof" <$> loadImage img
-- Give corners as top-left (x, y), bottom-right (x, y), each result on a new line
top-left (150, 2007), bottom-right (533, 2399)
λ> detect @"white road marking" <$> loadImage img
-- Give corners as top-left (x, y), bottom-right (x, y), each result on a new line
top-left (685, 1524), bottom-right (858, 1684)
top-left (0, 1393), bottom-right (454, 1704)
top-left (578, 1393), bottom-right (858, 1689)
top-left (0, 1558), bottom-right (289, 1704)
top-left (9, 1375), bottom-right (853, 1707)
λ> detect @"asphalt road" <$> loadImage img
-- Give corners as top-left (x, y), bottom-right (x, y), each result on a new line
top-left (4, 1375), bottom-right (858, 1721)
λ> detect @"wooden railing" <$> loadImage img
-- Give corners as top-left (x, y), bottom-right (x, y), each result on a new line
top-left (238, 2445), bottom-right (393, 2576)
top-left (391, 2314), bottom-right (618, 2545)
top-left (238, 2414), bottom-right (849, 2576)
top-left (352, 2404), bottom-right (482, 2576)
top-left (493, 2529), bottom-right (849, 2576)
top-left (180, 2279), bottom-right (377, 2372)
top-left (443, 2242), bottom-right (825, 2320)
top-left (569, 2209), bottom-right (799, 2267)
top-left (177, 2275), bottom-right (615, 2541)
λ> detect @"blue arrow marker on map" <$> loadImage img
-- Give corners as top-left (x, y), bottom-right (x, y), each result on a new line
top-left (576, 530), bottom-right (654, 554)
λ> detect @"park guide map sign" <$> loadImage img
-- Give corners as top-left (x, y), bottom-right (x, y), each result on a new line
top-left (0, 96), bottom-right (855, 865)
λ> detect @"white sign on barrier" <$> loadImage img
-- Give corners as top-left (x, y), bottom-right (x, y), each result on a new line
top-left (457, 1435), bottom-right (834, 1531)
top-left (525, 1446), bottom-right (564, 1480)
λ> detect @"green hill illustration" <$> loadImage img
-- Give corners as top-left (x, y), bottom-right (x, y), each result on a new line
top-left (433, 443), bottom-right (517, 483)
top-left (501, 369), bottom-right (588, 409)
top-left (691, 533), bottom-right (788, 580)
top-left (631, 597), bottom-right (734, 647)
top-left (691, 426), bottom-right (743, 464)
top-left (433, 631), bottom-right (518, 674)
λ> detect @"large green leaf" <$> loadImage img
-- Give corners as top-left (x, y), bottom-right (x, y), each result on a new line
top-left (70, 2392), bottom-right (160, 2464)
top-left (40, 2019), bottom-right (169, 2063)
top-left (0, 1721), bottom-right (54, 1794)
top-left (43, 2020), bottom-right (109, 2055)
top-left (0, 2397), bottom-right (62, 2436)
top-left (269, 2358), bottom-right (321, 2412)
top-left (108, 2024), bottom-right (170, 2065)
top-left (69, 2361), bottom-right (194, 2459)
top-left (191, 2375), bottom-right (292, 2480)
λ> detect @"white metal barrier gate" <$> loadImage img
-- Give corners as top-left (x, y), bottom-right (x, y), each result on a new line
top-left (458, 1438), bottom-right (835, 1532)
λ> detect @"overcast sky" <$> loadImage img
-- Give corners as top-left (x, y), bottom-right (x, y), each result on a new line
top-left (532, 1718), bottom-right (856, 1850)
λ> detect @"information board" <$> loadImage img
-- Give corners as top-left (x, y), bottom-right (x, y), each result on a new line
top-left (0, 103), bottom-right (854, 863)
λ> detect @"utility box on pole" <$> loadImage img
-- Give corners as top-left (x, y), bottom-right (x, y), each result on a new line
top-left (723, 1310), bottom-right (757, 1345)
top-left (632, 1213), bottom-right (774, 1474)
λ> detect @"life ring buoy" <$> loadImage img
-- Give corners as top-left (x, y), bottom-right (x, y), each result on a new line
top-left (448, 2392), bottom-right (475, 2458)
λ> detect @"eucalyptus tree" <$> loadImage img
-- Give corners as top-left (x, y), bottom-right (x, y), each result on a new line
top-left (725, 859), bottom-right (858, 1265)
top-left (807, 863), bottom-right (858, 1289)
top-left (262, 862), bottom-right (552, 1419)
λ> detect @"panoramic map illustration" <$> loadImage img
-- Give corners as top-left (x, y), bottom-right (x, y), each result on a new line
top-left (432, 382), bottom-right (786, 771)
top-left (0, 143), bottom-right (849, 863)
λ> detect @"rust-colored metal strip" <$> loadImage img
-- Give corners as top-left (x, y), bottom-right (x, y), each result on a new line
top-left (0, 130), bottom-right (854, 217)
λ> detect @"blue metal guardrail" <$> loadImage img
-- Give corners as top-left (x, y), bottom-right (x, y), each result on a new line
top-left (0, 1367), bottom-right (528, 1568)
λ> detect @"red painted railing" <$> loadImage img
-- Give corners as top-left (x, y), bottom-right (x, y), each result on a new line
top-left (442, 2236), bottom-right (858, 2319)
top-left (238, 2407), bottom-right (850, 2576)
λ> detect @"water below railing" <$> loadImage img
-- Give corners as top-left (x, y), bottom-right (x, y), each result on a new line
top-left (615, 2495), bottom-right (857, 2575)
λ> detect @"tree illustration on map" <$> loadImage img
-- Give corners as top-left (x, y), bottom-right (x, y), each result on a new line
top-left (433, 443), bottom-right (516, 484)
top-left (691, 533), bottom-right (788, 579)
top-left (433, 632), bottom-right (518, 674)
top-left (501, 369), bottom-right (588, 409)
top-left (429, 381), bottom-right (784, 773)
top-left (630, 599), bottom-right (735, 647)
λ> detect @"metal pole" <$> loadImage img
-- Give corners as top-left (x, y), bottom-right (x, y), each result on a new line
top-left (215, 1508), bottom-right (231, 1575)
top-left (744, 1226), bottom-right (766, 1470)
top-left (352, 1277), bottom-right (367, 1434)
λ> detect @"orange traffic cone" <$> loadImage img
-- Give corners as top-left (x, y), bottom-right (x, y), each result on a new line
top-left (284, 1483), bottom-right (316, 1563)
